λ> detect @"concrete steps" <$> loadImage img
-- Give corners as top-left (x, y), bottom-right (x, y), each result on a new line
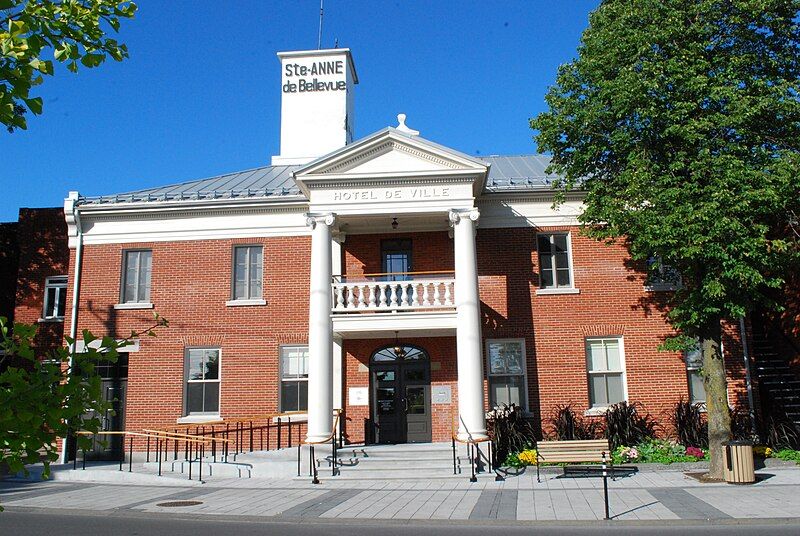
top-left (309, 442), bottom-right (499, 481)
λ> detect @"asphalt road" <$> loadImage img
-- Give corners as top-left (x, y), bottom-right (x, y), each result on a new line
top-left (1, 510), bottom-right (799, 536)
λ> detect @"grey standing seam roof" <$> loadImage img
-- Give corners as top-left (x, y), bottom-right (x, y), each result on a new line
top-left (77, 155), bottom-right (558, 205)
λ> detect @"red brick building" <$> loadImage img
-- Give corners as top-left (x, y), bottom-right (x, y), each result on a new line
top-left (8, 49), bottom-right (766, 458)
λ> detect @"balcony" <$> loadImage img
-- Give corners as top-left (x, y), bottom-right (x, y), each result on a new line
top-left (331, 272), bottom-right (455, 314)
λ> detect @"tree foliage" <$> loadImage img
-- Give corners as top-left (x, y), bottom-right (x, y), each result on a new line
top-left (0, 314), bottom-right (166, 499)
top-left (0, 0), bottom-right (137, 132)
top-left (532, 0), bottom-right (800, 478)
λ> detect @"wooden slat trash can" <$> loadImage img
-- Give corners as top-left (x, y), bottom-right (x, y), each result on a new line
top-left (722, 440), bottom-right (755, 484)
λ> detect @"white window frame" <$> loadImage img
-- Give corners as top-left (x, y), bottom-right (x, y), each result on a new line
top-left (230, 245), bottom-right (264, 302)
top-left (485, 338), bottom-right (529, 411)
top-left (685, 345), bottom-right (706, 405)
top-left (119, 249), bottom-right (152, 305)
top-left (184, 347), bottom-right (221, 417)
top-left (585, 337), bottom-right (628, 410)
top-left (42, 275), bottom-right (68, 320)
top-left (536, 232), bottom-right (579, 295)
top-left (279, 345), bottom-right (309, 413)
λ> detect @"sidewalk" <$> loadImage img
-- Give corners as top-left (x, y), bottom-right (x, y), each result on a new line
top-left (2, 466), bottom-right (799, 522)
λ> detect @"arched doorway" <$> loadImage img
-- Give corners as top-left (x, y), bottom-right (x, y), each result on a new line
top-left (370, 343), bottom-right (432, 444)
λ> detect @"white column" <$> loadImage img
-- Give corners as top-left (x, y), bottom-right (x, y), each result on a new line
top-left (331, 234), bottom-right (344, 413)
top-left (306, 213), bottom-right (336, 443)
top-left (449, 208), bottom-right (488, 441)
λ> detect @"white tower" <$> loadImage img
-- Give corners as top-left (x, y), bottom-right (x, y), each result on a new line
top-left (271, 49), bottom-right (358, 165)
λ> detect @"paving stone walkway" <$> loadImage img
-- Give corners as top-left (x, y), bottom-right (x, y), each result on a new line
top-left (2, 467), bottom-right (800, 522)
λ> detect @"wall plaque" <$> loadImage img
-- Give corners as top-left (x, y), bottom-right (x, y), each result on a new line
top-left (431, 385), bottom-right (452, 405)
top-left (349, 387), bottom-right (369, 406)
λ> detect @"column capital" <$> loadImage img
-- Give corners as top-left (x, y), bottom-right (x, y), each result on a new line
top-left (448, 208), bottom-right (480, 225)
top-left (305, 212), bottom-right (336, 229)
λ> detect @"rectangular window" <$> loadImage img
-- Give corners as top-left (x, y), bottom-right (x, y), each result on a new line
top-left (381, 239), bottom-right (412, 282)
top-left (645, 256), bottom-right (682, 291)
top-left (121, 250), bottom-right (152, 303)
top-left (280, 346), bottom-right (308, 412)
top-left (185, 348), bottom-right (220, 415)
top-left (232, 246), bottom-right (263, 300)
top-left (537, 233), bottom-right (573, 289)
top-left (486, 339), bottom-right (527, 410)
top-left (685, 345), bottom-right (706, 404)
top-left (586, 337), bottom-right (627, 408)
top-left (43, 276), bottom-right (68, 319)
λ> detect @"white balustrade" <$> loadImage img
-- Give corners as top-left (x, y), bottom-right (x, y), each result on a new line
top-left (331, 277), bottom-right (456, 313)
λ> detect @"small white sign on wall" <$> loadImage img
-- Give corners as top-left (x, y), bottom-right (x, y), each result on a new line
top-left (431, 385), bottom-right (452, 405)
top-left (349, 387), bottom-right (369, 406)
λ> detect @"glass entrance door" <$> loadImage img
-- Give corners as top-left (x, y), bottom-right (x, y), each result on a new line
top-left (371, 344), bottom-right (432, 444)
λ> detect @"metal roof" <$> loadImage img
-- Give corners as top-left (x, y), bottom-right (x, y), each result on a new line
top-left (77, 155), bottom-right (558, 205)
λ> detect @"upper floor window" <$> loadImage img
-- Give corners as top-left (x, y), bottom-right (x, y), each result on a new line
top-left (185, 348), bottom-right (220, 415)
top-left (586, 337), bottom-right (627, 408)
top-left (43, 276), bottom-right (68, 319)
top-left (280, 345), bottom-right (308, 412)
top-left (381, 238), bottom-right (412, 281)
top-left (232, 246), bottom-right (263, 300)
top-left (121, 250), bottom-right (152, 304)
top-left (645, 256), bottom-right (682, 291)
top-left (486, 339), bottom-right (527, 410)
top-left (685, 344), bottom-right (706, 404)
top-left (537, 233), bottom-right (573, 289)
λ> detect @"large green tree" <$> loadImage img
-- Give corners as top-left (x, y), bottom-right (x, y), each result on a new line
top-left (0, 314), bottom-right (166, 508)
top-left (532, 0), bottom-right (800, 479)
top-left (0, 0), bottom-right (136, 131)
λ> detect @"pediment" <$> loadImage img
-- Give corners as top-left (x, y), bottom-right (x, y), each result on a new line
top-left (295, 128), bottom-right (488, 181)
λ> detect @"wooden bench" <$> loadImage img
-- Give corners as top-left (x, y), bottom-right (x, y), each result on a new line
top-left (535, 439), bottom-right (612, 482)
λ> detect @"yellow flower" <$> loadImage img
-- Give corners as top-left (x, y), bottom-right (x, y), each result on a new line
top-left (753, 445), bottom-right (773, 458)
top-left (518, 449), bottom-right (538, 466)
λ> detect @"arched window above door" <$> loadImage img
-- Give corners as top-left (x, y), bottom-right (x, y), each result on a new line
top-left (371, 344), bottom-right (429, 363)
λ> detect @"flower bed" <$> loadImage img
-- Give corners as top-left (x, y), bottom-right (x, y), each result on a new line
top-left (612, 440), bottom-right (707, 465)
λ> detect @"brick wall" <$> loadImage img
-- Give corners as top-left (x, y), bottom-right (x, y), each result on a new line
top-left (0, 222), bottom-right (19, 324)
top-left (13, 208), bottom-right (69, 356)
top-left (60, 225), bottom-right (754, 449)
top-left (65, 236), bottom-right (312, 447)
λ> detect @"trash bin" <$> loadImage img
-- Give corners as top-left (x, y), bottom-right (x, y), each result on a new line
top-left (722, 440), bottom-right (755, 484)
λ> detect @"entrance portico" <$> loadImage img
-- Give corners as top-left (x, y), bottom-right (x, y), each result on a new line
top-left (297, 124), bottom-right (491, 443)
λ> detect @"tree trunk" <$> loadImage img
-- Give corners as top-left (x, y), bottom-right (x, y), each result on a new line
top-left (702, 320), bottom-right (732, 480)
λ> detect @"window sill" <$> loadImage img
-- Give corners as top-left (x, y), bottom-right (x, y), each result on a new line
top-left (584, 406), bottom-right (614, 417)
top-left (38, 317), bottom-right (64, 323)
top-left (536, 288), bottom-right (580, 296)
top-left (177, 414), bottom-right (222, 424)
top-left (225, 299), bottom-right (267, 307)
top-left (644, 285), bottom-right (678, 292)
top-left (114, 302), bottom-right (154, 310)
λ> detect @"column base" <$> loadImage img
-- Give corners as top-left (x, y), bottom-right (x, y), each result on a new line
top-left (457, 431), bottom-right (489, 442)
top-left (305, 433), bottom-right (333, 444)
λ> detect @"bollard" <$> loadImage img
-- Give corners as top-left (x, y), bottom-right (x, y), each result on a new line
top-left (602, 451), bottom-right (610, 520)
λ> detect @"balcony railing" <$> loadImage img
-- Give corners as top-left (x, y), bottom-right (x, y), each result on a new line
top-left (332, 271), bottom-right (455, 313)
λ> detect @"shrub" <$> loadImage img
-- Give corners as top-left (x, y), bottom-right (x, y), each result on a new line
top-left (671, 400), bottom-right (708, 448)
top-left (764, 412), bottom-right (800, 451)
top-left (549, 404), bottom-right (601, 440)
top-left (487, 403), bottom-right (536, 466)
top-left (773, 449), bottom-right (800, 464)
top-left (604, 402), bottom-right (657, 450)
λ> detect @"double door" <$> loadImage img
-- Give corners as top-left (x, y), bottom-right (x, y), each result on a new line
top-left (372, 361), bottom-right (431, 443)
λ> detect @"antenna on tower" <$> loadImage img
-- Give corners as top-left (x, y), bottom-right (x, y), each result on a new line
top-left (317, 0), bottom-right (324, 49)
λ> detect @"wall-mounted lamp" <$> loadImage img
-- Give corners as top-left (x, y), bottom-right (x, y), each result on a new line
top-left (391, 217), bottom-right (399, 230)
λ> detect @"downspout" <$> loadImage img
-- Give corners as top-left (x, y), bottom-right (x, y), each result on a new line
top-left (60, 192), bottom-right (84, 464)
top-left (739, 316), bottom-right (758, 438)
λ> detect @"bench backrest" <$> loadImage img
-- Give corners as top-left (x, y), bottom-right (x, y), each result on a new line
top-left (537, 439), bottom-right (610, 463)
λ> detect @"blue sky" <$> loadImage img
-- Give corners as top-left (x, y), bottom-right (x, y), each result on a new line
top-left (0, 0), bottom-right (599, 221)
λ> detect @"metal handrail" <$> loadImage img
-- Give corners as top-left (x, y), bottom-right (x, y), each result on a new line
top-left (300, 409), bottom-right (343, 484)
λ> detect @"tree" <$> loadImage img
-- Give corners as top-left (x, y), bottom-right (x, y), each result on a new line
top-left (0, 0), bottom-right (137, 132)
top-left (0, 313), bottom-right (166, 507)
top-left (531, 0), bottom-right (800, 479)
